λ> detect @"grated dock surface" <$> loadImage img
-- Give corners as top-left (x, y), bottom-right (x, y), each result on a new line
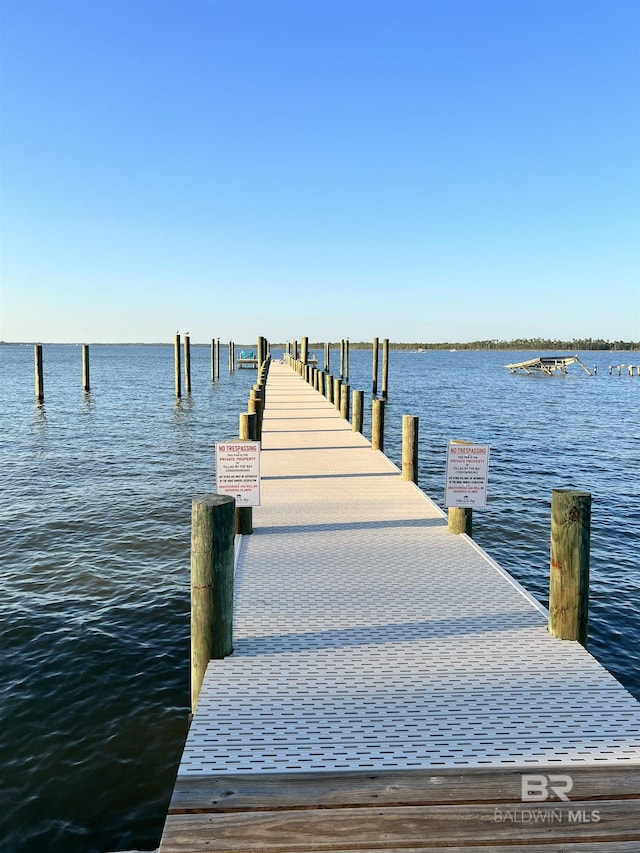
top-left (181, 362), bottom-right (640, 776)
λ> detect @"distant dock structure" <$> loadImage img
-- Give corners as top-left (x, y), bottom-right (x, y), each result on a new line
top-left (506, 354), bottom-right (592, 375)
top-left (236, 350), bottom-right (259, 369)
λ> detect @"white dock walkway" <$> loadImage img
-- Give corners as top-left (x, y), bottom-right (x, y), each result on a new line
top-left (159, 361), bottom-right (640, 851)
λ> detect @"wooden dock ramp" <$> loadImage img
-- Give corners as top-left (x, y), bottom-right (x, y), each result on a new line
top-left (159, 361), bottom-right (640, 851)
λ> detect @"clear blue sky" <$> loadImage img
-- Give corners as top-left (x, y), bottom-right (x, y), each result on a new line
top-left (1, 0), bottom-right (638, 344)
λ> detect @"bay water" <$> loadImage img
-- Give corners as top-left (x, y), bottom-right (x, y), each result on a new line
top-left (1, 344), bottom-right (638, 852)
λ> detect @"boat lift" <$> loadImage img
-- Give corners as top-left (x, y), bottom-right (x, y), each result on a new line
top-left (506, 355), bottom-right (592, 376)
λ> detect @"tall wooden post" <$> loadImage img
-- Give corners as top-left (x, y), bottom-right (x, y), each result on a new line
top-left (334, 377), bottom-right (342, 410)
top-left (190, 493), bottom-right (235, 712)
top-left (372, 398), bottom-right (385, 451)
top-left (229, 341), bottom-right (233, 372)
top-left (339, 339), bottom-right (345, 379)
top-left (82, 345), bottom-right (90, 392)
top-left (215, 338), bottom-right (221, 380)
top-left (448, 507), bottom-right (473, 536)
top-left (325, 342), bottom-right (330, 374)
top-left (548, 489), bottom-right (591, 646)
top-left (211, 339), bottom-right (215, 381)
top-left (249, 388), bottom-right (263, 441)
top-left (184, 334), bottom-right (192, 393)
top-left (235, 413), bottom-right (257, 535)
top-left (34, 344), bottom-right (44, 402)
top-left (340, 383), bottom-right (350, 421)
top-left (382, 338), bottom-right (389, 399)
top-left (345, 338), bottom-right (350, 382)
top-left (352, 390), bottom-right (364, 433)
top-left (402, 415), bottom-right (419, 483)
top-left (174, 334), bottom-right (181, 398)
top-left (301, 336), bottom-right (308, 364)
top-left (372, 337), bottom-right (379, 397)
top-left (319, 370), bottom-right (325, 396)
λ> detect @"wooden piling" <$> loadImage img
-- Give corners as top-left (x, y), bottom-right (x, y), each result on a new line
top-left (372, 337), bottom-right (379, 397)
top-left (215, 338), bottom-right (221, 380)
top-left (325, 342), bottom-right (330, 374)
top-left (235, 413), bottom-right (257, 535)
top-left (402, 415), bottom-right (419, 483)
top-left (318, 370), bottom-right (325, 396)
top-left (333, 377), bottom-right (342, 410)
top-left (548, 489), bottom-right (591, 646)
top-left (448, 507), bottom-right (472, 536)
top-left (34, 344), bottom-right (44, 402)
top-left (82, 345), bottom-right (90, 392)
top-left (339, 339), bottom-right (345, 379)
top-left (248, 389), bottom-right (263, 440)
top-left (211, 339), bottom-right (215, 381)
top-left (184, 334), bottom-right (192, 393)
top-left (326, 373), bottom-right (333, 403)
top-left (190, 493), bottom-right (235, 712)
top-left (345, 338), bottom-right (350, 382)
top-left (174, 334), bottom-right (181, 398)
top-left (372, 398), bottom-right (385, 451)
top-left (301, 336), bottom-right (308, 364)
top-left (382, 338), bottom-right (389, 399)
top-left (352, 390), bottom-right (364, 433)
top-left (340, 382), bottom-right (350, 421)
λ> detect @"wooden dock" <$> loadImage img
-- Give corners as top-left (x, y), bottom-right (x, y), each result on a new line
top-left (236, 356), bottom-right (259, 369)
top-left (506, 355), bottom-right (593, 375)
top-left (159, 360), bottom-right (640, 851)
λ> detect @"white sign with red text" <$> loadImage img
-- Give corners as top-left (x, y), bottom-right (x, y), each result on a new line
top-left (445, 441), bottom-right (490, 508)
top-left (215, 440), bottom-right (261, 507)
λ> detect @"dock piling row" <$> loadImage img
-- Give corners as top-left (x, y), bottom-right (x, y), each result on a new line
top-left (285, 338), bottom-right (593, 646)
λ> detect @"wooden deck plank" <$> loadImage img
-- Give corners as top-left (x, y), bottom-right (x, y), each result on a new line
top-left (160, 800), bottom-right (639, 851)
top-left (167, 766), bottom-right (640, 813)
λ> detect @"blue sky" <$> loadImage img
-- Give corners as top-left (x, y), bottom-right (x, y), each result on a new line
top-left (1, 0), bottom-right (638, 343)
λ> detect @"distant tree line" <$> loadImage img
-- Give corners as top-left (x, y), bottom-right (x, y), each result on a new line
top-left (306, 338), bottom-right (639, 351)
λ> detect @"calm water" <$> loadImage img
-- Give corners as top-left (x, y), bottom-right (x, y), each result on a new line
top-left (0, 344), bottom-right (638, 853)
